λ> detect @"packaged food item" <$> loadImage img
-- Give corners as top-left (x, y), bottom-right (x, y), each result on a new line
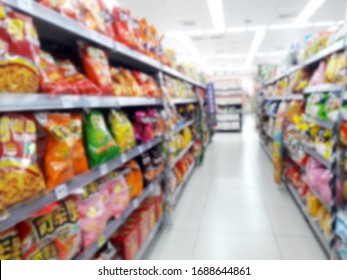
top-left (110, 67), bottom-right (131, 96)
top-left (99, 0), bottom-right (116, 40)
top-left (134, 110), bottom-right (156, 143)
top-left (79, 44), bottom-right (113, 95)
top-left (120, 68), bottom-right (142, 96)
top-left (288, 70), bottom-right (309, 93)
top-left (35, 113), bottom-right (75, 189)
top-left (0, 114), bottom-right (46, 211)
top-left (150, 147), bottom-right (164, 179)
top-left (71, 114), bottom-right (89, 175)
top-left (56, 59), bottom-right (102, 95)
top-left (106, 173), bottom-right (130, 219)
top-left (78, 0), bottom-right (107, 34)
top-left (0, 7), bottom-right (40, 93)
top-left (0, 228), bottom-right (22, 260)
top-left (78, 183), bottom-right (107, 250)
top-left (325, 92), bottom-right (341, 122)
top-left (17, 199), bottom-right (81, 260)
top-left (108, 110), bottom-right (136, 153)
top-left (84, 111), bottom-right (120, 168)
top-left (112, 6), bottom-right (133, 47)
top-left (140, 152), bottom-right (155, 183)
top-left (130, 17), bottom-right (144, 52)
top-left (39, 50), bottom-right (74, 94)
top-left (38, 0), bottom-right (82, 21)
top-left (325, 53), bottom-right (338, 83)
top-left (125, 160), bottom-right (143, 199)
top-left (309, 61), bottom-right (326, 86)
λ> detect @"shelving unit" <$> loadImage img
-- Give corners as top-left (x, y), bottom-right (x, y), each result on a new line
top-left (257, 37), bottom-right (347, 260)
top-left (0, 0), bottom-right (208, 261)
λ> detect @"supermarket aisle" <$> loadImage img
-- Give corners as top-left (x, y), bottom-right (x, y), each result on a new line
top-left (144, 115), bottom-right (326, 260)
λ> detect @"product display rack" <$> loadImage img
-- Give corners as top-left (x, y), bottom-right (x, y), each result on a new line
top-left (0, 0), bottom-right (208, 261)
top-left (257, 37), bottom-right (347, 259)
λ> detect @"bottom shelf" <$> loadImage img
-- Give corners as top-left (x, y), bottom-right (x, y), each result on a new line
top-left (135, 216), bottom-right (164, 260)
top-left (283, 177), bottom-right (332, 259)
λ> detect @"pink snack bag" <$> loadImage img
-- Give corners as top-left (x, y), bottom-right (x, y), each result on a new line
top-left (107, 175), bottom-right (130, 219)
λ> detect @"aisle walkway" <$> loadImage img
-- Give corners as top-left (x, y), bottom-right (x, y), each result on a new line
top-left (145, 115), bottom-right (326, 260)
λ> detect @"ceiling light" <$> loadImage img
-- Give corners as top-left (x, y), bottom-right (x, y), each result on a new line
top-left (269, 24), bottom-right (291, 30)
top-left (207, 0), bottom-right (225, 30)
top-left (185, 29), bottom-right (205, 36)
top-left (313, 21), bottom-right (335, 27)
top-left (226, 26), bottom-right (246, 33)
top-left (247, 26), bottom-right (267, 31)
top-left (205, 29), bottom-right (225, 35)
top-left (244, 31), bottom-right (266, 67)
top-left (294, 23), bottom-right (313, 28)
top-left (293, 0), bottom-right (326, 25)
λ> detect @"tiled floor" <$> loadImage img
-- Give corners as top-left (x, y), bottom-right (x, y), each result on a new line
top-left (144, 115), bottom-right (327, 260)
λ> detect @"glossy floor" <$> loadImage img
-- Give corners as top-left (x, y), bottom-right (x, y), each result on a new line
top-left (144, 115), bottom-right (326, 260)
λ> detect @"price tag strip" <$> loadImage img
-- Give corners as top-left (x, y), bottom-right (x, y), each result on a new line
top-left (99, 164), bottom-right (108, 176)
top-left (55, 184), bottom-right (68, 200)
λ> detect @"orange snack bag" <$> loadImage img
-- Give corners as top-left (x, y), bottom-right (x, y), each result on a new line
top-left (125, 160), bottom-right (143, 199)
top-left (35, 113), bottom-right (75, 189)
top-left (71, 114), bottom-right (89, 175)
top-left (79, 44), bottom-right (113, 95)
top-left (120, 68), bottom-right (142, 96)
top-left (38, 0), bottom-right (82, 21)
top-left (78, 0), bottom-right (107, 34)
top-left (110, 67), bottom-right (131, 96)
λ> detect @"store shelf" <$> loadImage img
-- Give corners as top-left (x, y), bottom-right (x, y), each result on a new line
top-left (172, 98), bottom-right (199, 105)
top-left (304, 84), bottom-right (344, 94)
top-left (217, 111), bottom-right (242, 115)
top-left (216, 102), bottom-right (242, 106)
top-left (173, 119), bottom-right (197, 134)
top-left (0, 137), bottom-right (163, 232)
top-left (0, 94), bottom-right (164, 112)
top-left (76, 172), bottom-right (165, 260)
top-left (303, 115), bottom-right (335, 129)
top-left (302, 144), bottom-right (332, 170)
top-left (170, 140), bottom-right (195, 168)
top-left (260, 140), bottom-right (272, 160)
top-left (285, 94), bottom-right (304, 101)
top-left (283, 177), bottom-right (332, 258)
top-left (162, 66), bottom-right (205, 88)
top-left (135, 216), bottom-right (164, 260)
top-left (265, 96), bottom-right (284, 101)
top-left (173, 162), bottom-right (196, 204)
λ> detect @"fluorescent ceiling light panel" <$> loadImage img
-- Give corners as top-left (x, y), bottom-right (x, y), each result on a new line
top-left (226, 26), bottom-right (246, 33)
top-left (207, 0), bottom-right (225, 30)
top-left (244, 31), bottom-right (266, 67)
top-left (269, 24), bottom-right (291, 30)
top-left (293, 0), bottom-right (326, 25)
top-left (205, 29), bottom-right (225, 35)
top-left (313, 21), bottom-right (335, 27)
top-left (247, 26), bottom-right (267, 31)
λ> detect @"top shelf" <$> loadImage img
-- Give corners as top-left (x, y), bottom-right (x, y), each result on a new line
top-left (263, 40), bottom-right (345, 87)
top-left (2, 0), bottom-right (205, 88)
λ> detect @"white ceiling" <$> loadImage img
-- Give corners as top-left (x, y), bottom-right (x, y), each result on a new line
top-left (117, 0), bottom-right (345, 73)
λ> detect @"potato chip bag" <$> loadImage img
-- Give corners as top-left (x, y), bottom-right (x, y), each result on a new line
top-left (78, 0), bottom-right (107, 34)
top-left (109, 110), bottom-right (136, 153)
top-left (139, 152), bottom-right (155, 183)
top-left (125, 160), bottom-right (143, 199)
top-left (120, 68), bottom-right (142, 96)
top-left (112, 6), bottom-right (132, 47)
top-left (84, 111), bottom-right (120, 168)
top-left (78, 185), bottom-right (107, 250)
top-left (56, 59), bottom-right (102, 95)
top-left (0, 114), bottom-right (46, 211)
top-left (17, 199), bottom-right (81, 260)
top-left (0, 7), bottom-right (40, 93)
top-left (80, 44), bottom-right (113, 95)
top-left (131, 71), bottom-right (161, 98)
top-left (110, 67), bottom-right (131, 96)
top-left (71, 114), bottom-right (89, 175)
top-left (39, 0), bottom-right (82, 21)
top-left (39, 51), bottom-right (75, 94)
top-left (0, 228), bottom-right (22, 260)
top-left (35, 113), bottom-right (75, 189)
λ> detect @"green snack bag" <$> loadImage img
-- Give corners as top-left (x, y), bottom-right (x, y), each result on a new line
top-left (84, 111), bottom-right (120, 168)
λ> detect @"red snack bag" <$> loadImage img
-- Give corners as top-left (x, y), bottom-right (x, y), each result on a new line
top-left (79, 44), bottom-right (113, 95)
top-left (98, 0), bottom-right (116, 40)
top-left (39, 0), bottom-right (82, 21)
top-left (131, 71), bottom-right (161, 98)
top-left (78, 0), bottom-right (107, 34)
top-left (0, 228), bottom-right (22, 260)
top-left (130, 17), bottom-right (143, 52)
top-left (56, 59), bottom-right (102, 95)
top-left (112, 6), bottom-right (132, 47)
top-left (71, 114), bottom-right (89, 175)
top-left (39, 51), bottom-right (75, 94)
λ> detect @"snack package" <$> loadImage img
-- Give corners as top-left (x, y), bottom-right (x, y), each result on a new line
top-left (17, 199), bottom-right (81, 260)
top-left (79, 44), bottom-right (113, 95)
top-left (112, 6), bottom-right (133, 47)
top-left (78, 184), bottom-right (108, 250)
top-left (78, 0), bottom-right (107, 34)
top-left (84, 111), bottom-right (120, 168)
top-left (71, 114), bottom-right (89, 175)
top-left (108, 110), bottom-right (136, 153)
top-left (35, 113), bottom-right (75, 189)
top-left (125, 160), bottom-right (143, 199)
top-left (110, 67), bottom-right (131, 96)
top-left (39, 51), bottom-right (74, 94)
top-left (0, 6), bottom-right (40, 93)
top-left (325, 92), bottom-right (341, 122)
top-left (131, 71), bottom-right (160, 98)
top-left (38, 0), bottom-right (82, 21)
top-left (134, 110), bottom-right (156, 143)
top-left (130, 17), bottom-right (144, 52)
top-left (325, 53), bottom-right (338, 83)
top-left (120, 68), bottom-right (142, 96)
top-left (99, 0), bottom-right (116, 40)
top-left (56, 59), bottom-right (102, 95)
top-left (0, 114), bottom-right (46, 211)
top-left (0, 228), bottom-right (22, 260)
top-left (140, 152), bottom-right (155, 183)
top-left (150, 147), bottom-right (164, 179)
top-left (309, 61), bottom-right (326, 86)
top-left (106, 173), bottom-right (130, 219)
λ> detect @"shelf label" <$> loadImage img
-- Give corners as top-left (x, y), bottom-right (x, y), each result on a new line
top-left (61, 96), bottom-right (75, 108)
top-left (121, 154), bottom-right (127, 163)
top-left (88, 96), bottom-right (100, 107)
top-left (133, 198), bottom-right (140, 209)
top-left (55, 184), bottom-right (68, 200)
top-left (97, 235), bottom-right (106, 248)
top-left (99, 164), bottom-right (108, 176)
top-left (18, 0), bottom-right (33, 11)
